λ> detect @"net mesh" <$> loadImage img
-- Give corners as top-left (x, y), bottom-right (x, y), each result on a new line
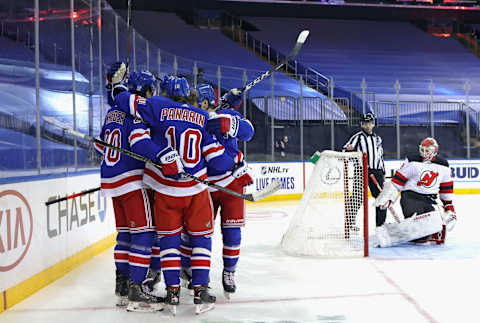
top-left (281, 151), bottom-right (367, 257)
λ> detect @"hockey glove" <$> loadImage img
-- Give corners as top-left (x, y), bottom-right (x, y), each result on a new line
top-left (221, 88), bottom-right (242, 108)
top-left (155, 147), bottom-right (184, 180)
top-left (231, 160), bottom-right (253, 186)
top-left (374, 181), bottom-right (399, 210)
top-left (206, 113), bottom-right (239, 138)
top-left (106, 61), bottom-right (128, 89)
top-left (442, 210), bottom-right (457, 232)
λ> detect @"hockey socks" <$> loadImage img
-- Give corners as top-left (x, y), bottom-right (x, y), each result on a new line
top-left (180, 233), bottom-right (192, 270)
top-left (129, 231), bottom-right (155, 283)
top-left (114, 232), bottom-right (130, 277)
top-left (159, 234), bottom-right (182, 287)
top-left (190, 236), bottom-right (212, 287)
top-left (222, 227), bottom-right (241, 272)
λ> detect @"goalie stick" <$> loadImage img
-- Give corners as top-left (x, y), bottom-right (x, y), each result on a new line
top-left (43, 116), bottom-right (281, 202)
top-left (369, 174), bottom-right (401, 223)
top-left (213, 30), bottom-right (310, 111)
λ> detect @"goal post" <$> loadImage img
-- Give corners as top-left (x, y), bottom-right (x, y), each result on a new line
top-left (281, 150), bottom-right (369, 257)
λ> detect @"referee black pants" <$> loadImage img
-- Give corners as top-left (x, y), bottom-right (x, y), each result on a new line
top-left (368, 169), bottom-right (387, 227)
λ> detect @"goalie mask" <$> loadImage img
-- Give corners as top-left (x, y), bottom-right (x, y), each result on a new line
top-left (419, 137), bottom-right (439, 162)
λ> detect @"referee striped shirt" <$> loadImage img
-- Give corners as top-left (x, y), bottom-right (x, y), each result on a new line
top-left (343, 130), bottom-right (385, 172)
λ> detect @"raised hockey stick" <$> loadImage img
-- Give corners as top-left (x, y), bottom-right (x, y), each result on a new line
top-left (369, 174), bottom-right (401, 223)
top-left (43, 117), bottom-right (281, 202)
top-left (45, 187), bottom-right (100, 206)
top-left (126, 0), bottom-right (132, 69)
top-left (213, 30), bottom-right (310, 111)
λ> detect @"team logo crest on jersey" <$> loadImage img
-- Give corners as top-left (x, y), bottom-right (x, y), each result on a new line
top-left (130, 221), bottom-right (136, 228)
top-left (417, 170), bottom-right (439, 188)
top-left (205, 221), bottom-right (211, 228)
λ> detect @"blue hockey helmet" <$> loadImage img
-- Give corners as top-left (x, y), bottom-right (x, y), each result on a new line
top-left (196, 83), bottom-right (215, 106)
top-left (127, 70), bottom-right (156, 96)
top-left (163, 76), bottom-right (190, 98)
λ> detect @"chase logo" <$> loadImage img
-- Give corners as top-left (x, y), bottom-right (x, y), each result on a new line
top-left (0, 190), bottom-right (33, 272)
top-left (98, 193), bottom-right (107, 222)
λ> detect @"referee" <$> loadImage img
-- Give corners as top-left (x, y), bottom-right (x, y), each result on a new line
top-left (343, 113), bottom-right (387, 227)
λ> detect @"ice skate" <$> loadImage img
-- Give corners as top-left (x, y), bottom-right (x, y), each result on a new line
top-left (142, 270), bottom-right (162, 297)
top-left (165, 286), bottom-right (180, 316)
top-left (222, 270), bottom-right (236, 300)
top-left (194, 286), bottom-right (216, 314)
top-left (115, 270), bottom-right (129, 307)
top-left (126, 281), bottom-right (164, 312)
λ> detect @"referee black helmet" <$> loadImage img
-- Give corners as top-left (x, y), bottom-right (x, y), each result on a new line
top-left (360, 113), bottom-right (375, 124)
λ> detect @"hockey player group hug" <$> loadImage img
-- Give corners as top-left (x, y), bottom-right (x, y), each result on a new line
top-left (97, 60), bottom-right (459, 316)
top-left (97, 62), bottom-right (254, 315)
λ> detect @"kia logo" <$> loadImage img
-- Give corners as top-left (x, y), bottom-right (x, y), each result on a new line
top-left (0, 190), bottom-right (33, 272)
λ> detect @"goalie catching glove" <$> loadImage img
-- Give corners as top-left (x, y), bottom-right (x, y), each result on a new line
top-left (153, 147), bottom-right (184, 180)
top-left (106, 61), bottom-right (128, 89)
top-left (206, 113), bottom-right (239, 138)
top-left (374, 181), bottom-right (399, 209)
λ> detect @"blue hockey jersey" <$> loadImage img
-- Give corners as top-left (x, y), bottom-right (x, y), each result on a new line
top-left (96, 102), bottom-right (162, 197)
top-left (114, 91), bottom-right (235, 197)
top-left (206, 108), bottom-right (254, 189)
top-left (106, 83), bottom-right (128, 108)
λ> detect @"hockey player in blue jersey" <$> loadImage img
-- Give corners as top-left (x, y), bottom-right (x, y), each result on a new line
top-left (182, 84), bottom-right (254, 299)
top-left (96, 70), bottom-right (184, 312)
top-left (113, 76), bottom-right (234, 315)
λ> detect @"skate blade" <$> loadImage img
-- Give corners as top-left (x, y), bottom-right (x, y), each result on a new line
top-left (126, 301), bottom-right (164, 312)
top-left (116, 296), bottom-right (128, 307)
top-left (195, 303), bottom-right (214, 315)
top-left (167, 304), bottom-right (177, 316)
top-left (223, 291), bottom-right (232, 300)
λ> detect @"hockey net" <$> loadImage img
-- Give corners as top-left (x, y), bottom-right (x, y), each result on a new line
top-left (281, 151), bottom-right (368, 257)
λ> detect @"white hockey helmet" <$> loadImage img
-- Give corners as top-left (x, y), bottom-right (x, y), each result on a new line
top-left (419, 137), bottom-right (438, 162)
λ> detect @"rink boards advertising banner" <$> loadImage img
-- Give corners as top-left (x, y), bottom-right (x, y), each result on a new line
top-left (0, 172), bottom-right (116, 293)
top-left (248, 159), bottom-right (480, 199)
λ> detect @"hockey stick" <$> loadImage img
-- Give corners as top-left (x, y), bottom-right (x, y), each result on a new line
top-left (126, 0), bottom-right (132, 69)
top-left (369, 174), bottom-right (401, 223)
top-left (213, 30), bottom-right (310, 111)
top-left (45, 187), bottom-right (100, 206)
top-left (43, 117), bottom-right (281, 202)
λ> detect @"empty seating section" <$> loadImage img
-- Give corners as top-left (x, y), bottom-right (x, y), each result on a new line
top-left (247, 17), bottom-right (480, 96)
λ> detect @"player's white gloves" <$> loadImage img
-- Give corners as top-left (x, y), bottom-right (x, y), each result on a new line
top-left (442, 210), bottom-right (457, 232)
top-left (374, 181), bottom-right (399, 209)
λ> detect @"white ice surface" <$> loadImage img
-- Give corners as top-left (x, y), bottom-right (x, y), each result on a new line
top-left (1, 195), bottom-right (479, 323)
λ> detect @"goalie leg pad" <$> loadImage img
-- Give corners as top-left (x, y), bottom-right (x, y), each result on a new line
top-left (375, 210), bottom-right (443, 247)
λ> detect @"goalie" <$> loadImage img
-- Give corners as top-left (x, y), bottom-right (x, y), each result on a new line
top-left (374, 137), bottom-right (457, 247)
